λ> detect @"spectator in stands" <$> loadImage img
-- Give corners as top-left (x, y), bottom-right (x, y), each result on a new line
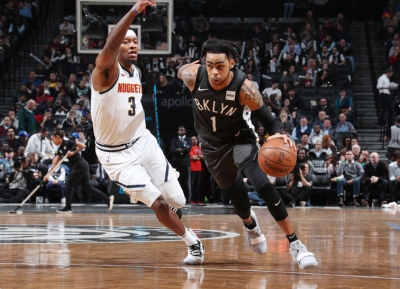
top-left (300, 34), bottom-right (314, 56)
top-left (322, 119), bottom-right (334, 135)
top-left (388, 153), bottom-right (400, 203)
top-left (281, 53), bottom-right (298, 72)
top-left (316, 70), bottom-right (335, 87)
top-left (317, 45), bottom-right (330, 65)
top-left (308, 124), bottom-right (325, 145)
top-left (18, 1), bottom-right (32, 20)
top-left (329, 46), bottom-right (346, 66)
top-left (298, 133), bottom-right (313, 151)
top-left (189, 135), bottom-right (203, 204)
top-left (17, 99), bottom-right (36, 135)
top-left (326, 154), bottom-right (339, 177)
top-left (314, 111), bottom-right (327, 128)
top-left (0, 115), bottom-right (13, 137)
top-left (40, 109), bottom-right (58, 130)
top-left (23, 70), bottom-right (42, 89)
top-left (320, 34), bottom-right (335, 52)
top-left (315, 98), bottom-right (335, 121)
top-left (59, 16), bottom-right (74, 36)
top-left (385, 116), bottom-right (400, 159)
top-left (335, 88), bottom-right (353, 111)
top-left (278, 109), bottom-right (294, 134)
top-left (16, 131), bottom-right (28, 149)
top-left (358, 150), bottom-right (369, 167)
top-left (333, 24), bottom-right (351, 44)
top-left (352, 144), bottom-right (362, 161)
top-left (340, 107), bottom-right (356, 127)
top-left (331, 149), bottom-right (363, 207)
top-left (193, 13), bottom-right (209, 40)
top-left (0, 147), bottom-right (14, 173)
top-left (302, 10), bottom-right (319, 31)
top-left (361, 152), bottom-right (389, 207)
top-left (4, 127), bottom-right (21, 152)
top-left (0, 160), bottom-right (29, 203)
top-left (24, 127), bottom-right (53, 159)
top-left (389, 45), bottom-right (400, 66)
top-left (283, 36), bottom-right (301, 55)
top-left (64, 73), bottom-right (77, 94)
top-left (377, 67), bottom-right (396, 126)
top-left (337, 39), bottom-right (355, 72)
top-left (61, 111), bottom-right (78, 133)
top-left (281, 65), bottom-right (299, 87)
top-left (322, 134), bottom-right (335, 155)
top-left (335, 113), bottom-right (356, 135)
top-left (309, 141), bottom-right (329, 164)
top-left (2, 111), bottom-right (19, 129)
top-left (286, 162), bottom-right (313, 207)
top-left (284, 86), bottom-right (303, 118)
top-left (292, 117), bottom-right (312, 141)
top-left (45, 165), bottom-right (66, 204)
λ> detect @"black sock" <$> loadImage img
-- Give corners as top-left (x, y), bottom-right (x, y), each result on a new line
top-left (243, 217), bottom-right (257, 230)
top-left (286, 231), bottom-right (298, 243)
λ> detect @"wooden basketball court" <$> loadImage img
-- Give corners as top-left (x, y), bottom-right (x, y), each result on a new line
top-left (0, 204), bottom-right (399, 288)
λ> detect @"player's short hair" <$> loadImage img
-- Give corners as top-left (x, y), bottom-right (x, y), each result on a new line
top-left (201, 39), bottom-right (241, 61)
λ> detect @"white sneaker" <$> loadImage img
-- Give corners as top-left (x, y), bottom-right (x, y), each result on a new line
top-left (183, 229), bottom-right (205, 265)
top-left (245, 210), bottom-right (267, 254)
top-left (289, 240), bottom-right (318, 269)
top-left (60, 197), bottom-right (65, 204)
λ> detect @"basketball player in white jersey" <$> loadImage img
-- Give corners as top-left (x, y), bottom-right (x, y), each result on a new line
top-left (90, 0), bottom-right (204, 265)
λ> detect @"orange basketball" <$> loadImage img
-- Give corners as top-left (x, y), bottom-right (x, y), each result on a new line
top-left (258, 138), bottom-right (296, 177)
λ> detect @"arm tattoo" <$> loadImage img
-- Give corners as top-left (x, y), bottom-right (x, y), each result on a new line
top-left (181, 69), bottom-right (196, 87)
top-left (241, 82), bottom-right (263, 108)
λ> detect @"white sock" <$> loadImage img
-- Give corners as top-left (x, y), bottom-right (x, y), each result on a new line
top-left (181, 228), bottom-right (198, 246)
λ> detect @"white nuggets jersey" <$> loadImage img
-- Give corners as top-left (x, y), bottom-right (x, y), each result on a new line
top-left (91, 63), bottom-right (145, 145)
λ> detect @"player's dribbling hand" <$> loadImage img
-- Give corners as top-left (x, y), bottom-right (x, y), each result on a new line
top-left (268, 133), bottom-right (296, 151)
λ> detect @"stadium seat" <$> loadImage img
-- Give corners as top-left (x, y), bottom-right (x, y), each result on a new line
top-left (317, 87), bottom-right (337, 105)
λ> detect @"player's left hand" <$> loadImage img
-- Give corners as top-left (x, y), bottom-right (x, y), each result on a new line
top-left (268, 133), bottom-right (296, 150)
top-left (66, 151), bottom-right (74, 158)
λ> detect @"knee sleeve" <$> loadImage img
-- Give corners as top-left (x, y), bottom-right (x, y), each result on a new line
top-left (224, 179), bottom-right (251, 220)
top-left (156, 178), bottom-right (186, 208)
top-left (243, 160), bottom-right (288, 221)
top-left (257, 183), bottom-right (288, 222)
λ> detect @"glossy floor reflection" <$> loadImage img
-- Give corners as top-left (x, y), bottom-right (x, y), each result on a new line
top-left (0, 203), bottom-right (400, 288)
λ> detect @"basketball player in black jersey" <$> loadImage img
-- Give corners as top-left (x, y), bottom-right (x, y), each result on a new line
top-left (178, 39), bottom-right (318, 269)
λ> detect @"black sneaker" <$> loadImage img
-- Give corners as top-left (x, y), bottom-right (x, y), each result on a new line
top-left (170, 206), bottom-right (182, 219)
top-left (56, 207), bottom-right (72, 214)
top-left (107, 195), bottom-right (114, 210)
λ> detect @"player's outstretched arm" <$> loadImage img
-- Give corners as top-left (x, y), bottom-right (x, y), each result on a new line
top-left (177, 60), bottom-right (201, 91)
top-left (92, 0), bottom-right (156, 91)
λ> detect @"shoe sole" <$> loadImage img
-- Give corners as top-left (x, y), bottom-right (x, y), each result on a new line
top-left (56, 210), bottom-right (72, 214)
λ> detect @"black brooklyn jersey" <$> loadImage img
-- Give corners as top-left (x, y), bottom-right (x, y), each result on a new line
top-left (191, 66), bottom-right (256, 144)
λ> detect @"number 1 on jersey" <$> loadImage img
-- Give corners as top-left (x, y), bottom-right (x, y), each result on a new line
top-left (210, 116), bottom-right (216, 132)
top-left (128, 96), bottom-right (136, 116)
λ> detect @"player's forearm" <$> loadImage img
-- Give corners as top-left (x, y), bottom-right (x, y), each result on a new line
top-left (252, 105), bottom-right (282, 136)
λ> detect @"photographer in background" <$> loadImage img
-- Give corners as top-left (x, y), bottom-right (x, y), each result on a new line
top-left (0, 160), bottom-right (30, 203)
top-left (283, 163), bottom-right (313, 207)
top-left (170, 126), bottom-right (192, 203)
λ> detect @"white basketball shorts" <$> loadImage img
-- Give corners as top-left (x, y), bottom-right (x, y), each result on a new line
top-left (95, 129), bottom-right (180, 205)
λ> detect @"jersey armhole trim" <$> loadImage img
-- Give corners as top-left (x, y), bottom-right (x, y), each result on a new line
top-left (192, 65), bottom-right (203, 93)
top-left (99, 68), bottom-right (120, 95)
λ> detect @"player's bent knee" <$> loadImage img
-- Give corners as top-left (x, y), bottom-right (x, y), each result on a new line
top-left (156, 178), bottom-right (186, 208)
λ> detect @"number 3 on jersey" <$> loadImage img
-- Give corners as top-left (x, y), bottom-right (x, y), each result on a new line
top-left (128, 96), bottom-right (135, 116)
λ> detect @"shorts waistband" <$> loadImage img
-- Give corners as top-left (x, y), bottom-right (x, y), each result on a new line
top-left (95, 138), bottom-right (140, 152)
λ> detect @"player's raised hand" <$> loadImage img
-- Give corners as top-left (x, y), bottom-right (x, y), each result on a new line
top-left (134, 0), bottom-right (156, 14)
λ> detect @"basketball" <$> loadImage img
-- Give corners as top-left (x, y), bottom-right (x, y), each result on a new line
top-left (258, 138), bottom-right (296, 177)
